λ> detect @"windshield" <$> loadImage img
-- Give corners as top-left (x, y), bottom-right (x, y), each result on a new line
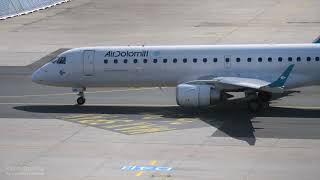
top-left (50, 57), bottom-right (58, 64)
top-left (51, 57), bottom-right (66, 64)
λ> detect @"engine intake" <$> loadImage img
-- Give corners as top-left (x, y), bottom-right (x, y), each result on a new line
top-left (176, 84), bottom-right (222, 107)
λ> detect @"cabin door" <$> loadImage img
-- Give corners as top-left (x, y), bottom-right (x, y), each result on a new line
top-left (83, 50), bottom-right (95, 76)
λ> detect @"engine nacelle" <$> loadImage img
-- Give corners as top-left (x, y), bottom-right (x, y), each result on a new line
top-left (176, 84), bottom-right (221, 107)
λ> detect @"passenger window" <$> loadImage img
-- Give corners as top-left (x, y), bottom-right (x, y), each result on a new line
top-left (278, 57), bottom-right (283, 62)
top-left (247, 58), bottom-right (252, 62)
top-left (297, 57), bottom-right (301, 62)
top-left (183, 58), bottom-right (187, 63)
top-left (258, 57), bottom-right (262, 62)
top-left (114, 59), bottom-right (118, 64)
top-left (288, 57), bottom-right (293, 62)
top-left (316, 57), bottom-right (320, 61)
top-left (163, 59), bottom-right (168, 63)
top-left (268, 57), bottom-right (272, 62)
top-left (134, 59), bottom-right (138, 63)
top-left (193, 58), bottom-right (197, 63)
top-left (57, 57), bottom-right (66, 64)
top-left (153, 59), bottom-right (158, 63)
top-left (236, 58), bottom-right (240, 62)
top-left (123, 59), bottom-right (128, 63)
top-left (225, 58), bottom-right (230, 62)
top-left (104, 59), bottom-right (108, 64)
top-left (307, 57), bottom-right (311, 61)
top-left (213, 58), bottom-right (218, 62)
top-left (143, 59), bottom-right (147, 63)
top-left (203, 58), bottom-right (207, 63)
top-left (173, 58), bottom-right (177, 63)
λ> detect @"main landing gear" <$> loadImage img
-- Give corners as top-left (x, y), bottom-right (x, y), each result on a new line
top-left (73, 87), bottom-right (86, 105)
top-left (246, 91), bottom-right (272, 112)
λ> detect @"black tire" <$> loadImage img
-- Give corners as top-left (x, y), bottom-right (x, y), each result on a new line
top-left (77, 97), bottom-right (86, 105)
top-left (248, 99), bottom-right (262, 112)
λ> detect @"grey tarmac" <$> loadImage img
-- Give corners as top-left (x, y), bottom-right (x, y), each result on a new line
top-left (1, 58), bottom-right (320, 180)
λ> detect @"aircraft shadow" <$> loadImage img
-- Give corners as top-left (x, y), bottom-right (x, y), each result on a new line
top-left (14, 101), bottom-right (320, 146)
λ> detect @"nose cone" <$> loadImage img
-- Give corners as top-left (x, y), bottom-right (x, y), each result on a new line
top-left (32, 69), bottom-right (43, 84)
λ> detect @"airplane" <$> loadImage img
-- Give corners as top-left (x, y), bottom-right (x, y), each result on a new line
top-left (32, 38), bottom-right (320, 112)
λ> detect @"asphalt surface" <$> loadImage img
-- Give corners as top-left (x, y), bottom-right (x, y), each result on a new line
top-left (1, 60), bottom-right (320, 179)
top-left (1, 0), bottom-right (320, 66)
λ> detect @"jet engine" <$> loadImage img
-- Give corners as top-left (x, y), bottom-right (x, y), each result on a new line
top-left (176, 84), bottom-right (223, 107)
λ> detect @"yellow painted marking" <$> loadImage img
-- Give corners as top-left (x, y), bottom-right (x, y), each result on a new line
top-left (68, 116), bottom-right (105, 121)
top-left (169, 118), bottom-right (194, 125)
top-left (136, 160), bottom-right (158, 176)
top-left (136, 171), bottom-right (143, 177)
top-left (142, 115), bottom-right (163, 120)
top-left (102, 114), bottom-right (119, 117)
top-left (86, 119), bottom-right (120, 125)
top-left (63, 114), bottom-right (93, 118)
top-left (150, 160), bottom-right (157, 165)
top-left (124, 127), bottom-right (176, 135)
top-left (64, 114), bottom-right (118, 119)
top-left (97, 119), bottom-right (134, 123)
top-left (78, 119), bottom-right (101, 125)
top-left (115, 124), bottom-right (153, 131)
top-left (113, 117), bottom-right (130, 120)
top-left (101, 122), bottom-right (149, 129)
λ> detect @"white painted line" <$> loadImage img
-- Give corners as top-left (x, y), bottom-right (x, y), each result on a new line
top-left (0, 102), bottom-right (178, 107)
top-left (0, 87), bottom-right (161, 98)
top-left (272, 105), bottom-right (320, 110)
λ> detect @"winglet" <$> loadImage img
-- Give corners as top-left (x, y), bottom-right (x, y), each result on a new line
top-left (268, 64), bottom-right (295, 88)
top-left (313, 35), bottom-right (320, 43)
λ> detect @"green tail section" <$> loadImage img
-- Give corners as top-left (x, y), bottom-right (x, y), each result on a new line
top-left (268, 64), bottom-right (295, 88)
top-left (313, 36), bottom-right (320, 43)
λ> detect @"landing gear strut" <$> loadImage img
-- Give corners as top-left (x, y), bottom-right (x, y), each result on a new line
top-left (247, 99), bottom-right (263, 112)
top-left (246, 91), bottom-right (271, 112)
top-left (73, 87), bottom-right (86, 105)
top-left (258, 91), bottom-right (272, 102)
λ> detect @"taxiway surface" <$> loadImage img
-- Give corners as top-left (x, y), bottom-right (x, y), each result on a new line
top-left (1, 59), bottom-right (320, 180)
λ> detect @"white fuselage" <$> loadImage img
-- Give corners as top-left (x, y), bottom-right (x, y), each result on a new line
top-left (32, 44), bottom-right (320, 89)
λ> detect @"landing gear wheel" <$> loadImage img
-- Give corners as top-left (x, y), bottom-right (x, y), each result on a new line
top-left (77, 97), bottom-right (86, 105)
top-left (248, 99), bottom-right (262, 112)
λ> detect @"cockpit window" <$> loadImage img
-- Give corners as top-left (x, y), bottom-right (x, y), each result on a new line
top-left (51, 57), bottom-right (58, 64)
top-left (56, 57), bottom-right (66, 64)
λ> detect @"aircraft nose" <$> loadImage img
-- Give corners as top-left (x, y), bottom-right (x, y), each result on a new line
top-left (32, 69), bottom-right (43, 84)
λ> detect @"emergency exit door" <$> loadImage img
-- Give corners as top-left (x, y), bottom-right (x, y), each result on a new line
top-left (83, 50), bottom-right (95, 76)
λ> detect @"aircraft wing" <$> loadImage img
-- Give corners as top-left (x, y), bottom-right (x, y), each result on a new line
top-left (186, 64), bottom-right (295, 93)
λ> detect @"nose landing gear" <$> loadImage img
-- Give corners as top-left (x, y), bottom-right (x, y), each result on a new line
top-left (73, 87), bottom-right (86, 105)
top-left (77, 95), bottom-right (86, 105)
